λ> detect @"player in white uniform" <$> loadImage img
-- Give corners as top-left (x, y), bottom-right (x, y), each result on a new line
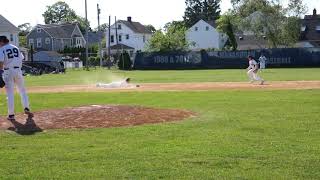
top-left (96, 78), bottom-right (138, 88)
top-left (259, 54), bottom-right (267, 70)
top-left (247, 56), bottom-right (264, 85)
top-left (0, 36), bottom-right (33, 121)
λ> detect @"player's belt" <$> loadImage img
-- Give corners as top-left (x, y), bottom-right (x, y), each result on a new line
top-left (4, 67), bottom-right (20, 70)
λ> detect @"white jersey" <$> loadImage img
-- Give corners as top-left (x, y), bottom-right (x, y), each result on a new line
top-left (259, 56), bottom-right (267, 69)
top-left (248, 60), bottom-right (259, 71)
top-left (96, 80), bottom-right (130, 88)
top-left (0, 44), bottom-right (24, 69)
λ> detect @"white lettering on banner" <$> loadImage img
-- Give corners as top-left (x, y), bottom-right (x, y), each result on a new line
top-left (153, 53), bottom-right (201, 65)
top-left (267, 57), bottom-right (292, 64)
top-left (207, 51), bottom-right (256, 58)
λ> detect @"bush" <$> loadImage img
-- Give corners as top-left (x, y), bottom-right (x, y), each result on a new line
top-left (117, 51), bottom-right (132, 70)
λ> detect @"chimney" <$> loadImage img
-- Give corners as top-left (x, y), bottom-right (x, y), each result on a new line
top-left (127, 16), bottom-right (132, 22)
top-left (313, 8), bottom-right (317, 16)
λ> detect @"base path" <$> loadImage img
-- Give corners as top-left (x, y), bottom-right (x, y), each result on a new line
top-left (26, 81), bottom-right (320, 93)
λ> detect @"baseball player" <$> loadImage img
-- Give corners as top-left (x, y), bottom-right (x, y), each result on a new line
top-left (259, 54), bottom-right (267, 70)
top-left (96, 78), bottom-right (139, 88)
top-left (0, 36), bottom-right (33, 121)
top-left (247, 55), bottom-right (264, 85)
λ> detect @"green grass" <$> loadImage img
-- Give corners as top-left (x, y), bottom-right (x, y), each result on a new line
top-left (24, 68), bottom-right (320, 87)
top-left (0, 90), bottom-right (319, 179)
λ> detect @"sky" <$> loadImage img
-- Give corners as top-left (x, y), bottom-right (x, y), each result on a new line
top-left (1, 0), bottom-right (320, 29)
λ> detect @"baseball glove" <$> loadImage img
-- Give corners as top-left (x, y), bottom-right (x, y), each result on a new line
top-left (0, 70), bottom-right (5, 88)
top-left (0, 76), bottom-right (5, 88)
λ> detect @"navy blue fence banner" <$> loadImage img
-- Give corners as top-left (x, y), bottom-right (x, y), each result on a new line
top-left (133, 48), bottom-right (320, 70)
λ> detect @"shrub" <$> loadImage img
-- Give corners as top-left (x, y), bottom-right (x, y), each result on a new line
top-left (117, 51), bottom-right (132, 70)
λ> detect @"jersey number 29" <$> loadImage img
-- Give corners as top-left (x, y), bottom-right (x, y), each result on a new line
top-left (6, 48), bottom-right (19, 59)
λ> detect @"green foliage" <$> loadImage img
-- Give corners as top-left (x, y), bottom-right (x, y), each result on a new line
top-left (231, 0), bottom-right (303, 48)
top-left (19, 35), bottom-right (27, 47)
top-left (145, 25), bottom-right (156, 33)
top-left (147, 21), bottom-right (188, 52)
top-left (216, 13), bottom-right (238, 50)
top-left (184, 0), bottom-right (221, 27)
top-left (287, 0), bottom-right (307, 17)
top-left (18, 23), bottom-right (31, 36)
top-left (42, 1), bottom-right (91, 33)
top-left (118, 52), bottom-right (132, 70)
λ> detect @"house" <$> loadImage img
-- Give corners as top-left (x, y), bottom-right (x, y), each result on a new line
top-left (299, 8), bottom-right (320, 47)
top-left (87, 31), bottom-right (105, 46)
top-left (236, 34), bottom-right (268, 50)
top-left (0, 14), bottom-right (19, 46)
top-left (33, 51), bottom-right (63, 62)
top-left (186, 19), bottom-right (228, 50)
top-left (106, 17), bottom-right (153, 54)
top-left (27, 23), bottom-right (86, 51)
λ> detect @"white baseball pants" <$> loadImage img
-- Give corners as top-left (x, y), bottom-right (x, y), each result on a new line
top-left (247, 69), bottom-right (263, 81)
top-left (3, 69), bottom-right (30, 115)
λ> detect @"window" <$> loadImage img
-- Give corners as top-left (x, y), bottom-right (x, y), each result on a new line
top-left (10, 34), bottom-right (13, 41)
top-left (206, 26), bottom-right (209, 31)
top-left (143, 35), bottom-right (146, 43)
top-left (111, 35), bottom-right (114, 43)
top-left (195, 27), bottom-right (198, 31)
top-left (301, 26), bottom-right (306, 32)
top-left (119, 35), bottom-right (122, 42)
top-left (126, 34), bottom-right (130, 40)
top-left (37, 38), bottom-right (42, 48)
top-left (45, 38), bottom-right (50, 44)
top-left (29, 39), bottom-right (34, 46)
top-left (316, 25), bottom-right (320, 31)
top-left (37, 28), bottom-right (41, 33)
top-left (118, 24), bottom-right (122, 30)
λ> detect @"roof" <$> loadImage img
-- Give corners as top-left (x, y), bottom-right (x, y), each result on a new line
top-left (88, 31), bottom-right (105, 45)
top-left (236, 35), bottom-right (268, 50)
top-left (117, 20), bottom-right (152, 34)
top-left (110, 43), bottom-right (134, 50)
top-left (36, 23), bottom-right (80, 38)
top-left (0, 14), bottom-right (19, 32)
top-left (300, 12), bottom-right (320, 45)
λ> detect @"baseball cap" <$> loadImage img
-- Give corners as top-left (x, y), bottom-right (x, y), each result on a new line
top-left (0, 36), bottom-right (9, 43)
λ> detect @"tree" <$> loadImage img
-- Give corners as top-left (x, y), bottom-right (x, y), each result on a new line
top-left (118, 51), bottom-right (132, 70)
top-left (184, 0), bottom-right (221, 27)
top-left (42, 1), bottom-right (90, 33)
top-left (216, 13), bottom-right (238, 50)
top-left (231, 0), bottom-right (302, 48)
top-left (18, 23), bottom-right (32, 36)
top-left (145, 25), bottom-right (156, 33)
top-left (287, 0), bottom-right (307, 17)
top-left (147, 22), bottom-right (188, 52)
top-left (43, 1), bottom-right (77, 24)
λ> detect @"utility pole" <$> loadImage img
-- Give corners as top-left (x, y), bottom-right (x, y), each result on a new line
top-left (85, 0), bottom-right (89, 71)
top-left (108, 15), bottom-right (111, 69)
top-left (97, 3), bottom-right (103, 67)
top-left (115, 16), bottom-right (118, 45)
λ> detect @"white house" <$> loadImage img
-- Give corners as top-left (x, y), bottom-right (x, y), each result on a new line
top-left (106, 17), bottom-right (152, 55)
top-left (0, 14), bottom-right (19, 46)
top-left (186, 19), bottom-right (228, 50)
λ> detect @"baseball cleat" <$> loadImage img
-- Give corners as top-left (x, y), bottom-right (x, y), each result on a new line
top-left (260, 80), bottom-right (265, 85)
top-left (7, 115), bottom-right (15, 121)
top-left (24, 108), bottom-right (34, 118)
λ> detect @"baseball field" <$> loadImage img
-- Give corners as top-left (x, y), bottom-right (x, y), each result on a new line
top-left (0, 68), bottom-right (319, 179)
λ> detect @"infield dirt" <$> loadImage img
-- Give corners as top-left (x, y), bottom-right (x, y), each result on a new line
top-left (0, 105), bottom-right (195, 132)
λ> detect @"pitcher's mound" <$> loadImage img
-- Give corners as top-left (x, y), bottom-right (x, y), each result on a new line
top-left (0, 105), bottom-right (195, 130)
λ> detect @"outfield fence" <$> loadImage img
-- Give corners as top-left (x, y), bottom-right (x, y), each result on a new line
top-left (133, 48), bottom-right (320, 70)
